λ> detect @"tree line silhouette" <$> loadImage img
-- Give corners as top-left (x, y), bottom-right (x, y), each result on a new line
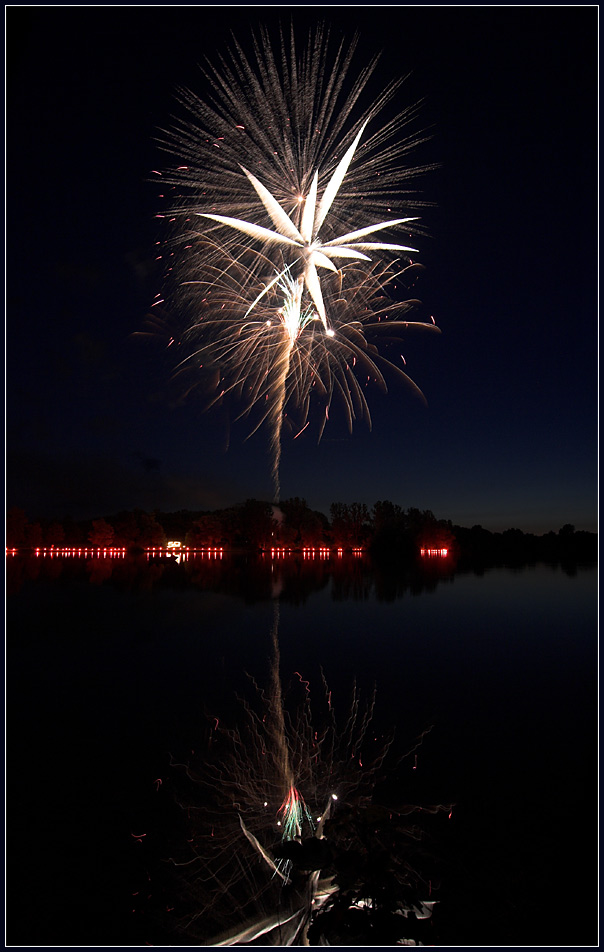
top-left (6, 499), bottom-right (596, 563)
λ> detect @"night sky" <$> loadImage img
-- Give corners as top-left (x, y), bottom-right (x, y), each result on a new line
top-left (7, 5), bottom-right (598, 535)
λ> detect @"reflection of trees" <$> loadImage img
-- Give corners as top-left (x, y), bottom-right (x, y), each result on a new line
top-left (150, 603), bottom-right (449, 945)
top-left (85, 557), bottom-right (115, 586)
top-left (6, 552), bottom-right (47, 594)
top-left (6, 550), bottom-right (461, 600)
top-left (178, 553), bottom-right (459, 604)
top-left (12, 539), bottom-right (588, 602)
top-left (6, 552), bottom-right (166, 595)
top-left (330, 556), bottom-right (374, 602)
top-left (372, 557), bottom-right (456, 603)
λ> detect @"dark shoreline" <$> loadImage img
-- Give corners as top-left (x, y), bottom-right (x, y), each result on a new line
top-left (6, 499), bottom-right (597, 565)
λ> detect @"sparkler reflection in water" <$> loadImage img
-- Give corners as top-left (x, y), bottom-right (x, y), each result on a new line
top-left (164, 601), bottom-right (451, 945)
top-left (149, 25), bottom-right (440, 501)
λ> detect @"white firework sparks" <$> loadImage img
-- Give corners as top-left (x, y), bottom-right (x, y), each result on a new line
top-left (201, 124), bottom-right (419, 330)
top-left (151, 24), bottom-right (440, 501)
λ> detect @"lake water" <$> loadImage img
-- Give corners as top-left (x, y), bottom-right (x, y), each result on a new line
top-left (6, 551), bottom-right (598, 946)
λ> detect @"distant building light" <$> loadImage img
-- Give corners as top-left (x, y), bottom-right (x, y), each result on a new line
top-left (166, 541), bottom-right (182, 549)
top-left (420, 547), bottom-right (449, 558)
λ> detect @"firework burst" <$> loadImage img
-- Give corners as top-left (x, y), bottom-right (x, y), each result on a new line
top-left (151, 24), bottom-right (439, 501)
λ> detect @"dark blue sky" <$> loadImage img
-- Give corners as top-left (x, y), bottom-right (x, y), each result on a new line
top-left (7, 5), bottom-right (597, 534)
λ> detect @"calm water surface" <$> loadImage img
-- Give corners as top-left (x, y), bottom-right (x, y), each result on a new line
top-left (7, 552), bottom-right (597, 946)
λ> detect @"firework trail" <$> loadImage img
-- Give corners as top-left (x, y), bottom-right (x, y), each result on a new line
top-left (266, 600), bottom-right (293, 795)
top-left (150, 24), bottom-right (440, 502)
top-left (267, 317), bottom-right (295, 504)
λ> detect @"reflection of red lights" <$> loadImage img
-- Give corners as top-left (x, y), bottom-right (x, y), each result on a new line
top-left (420, 548), bottom-right (449, 557)
top-left (146, 546), bottom-right (223, 560)
top-left (302, 546), bottom-right (331, 560)
top-left (256, 546), bottom-right (371, 559)
top-left (28, 547), bottom-right (128, 559)
top-left (7, 544), bottom-right (375, 561)
top-left (261, 546), bottom-right (365, 560)
top-left (8, 546), bottom-right (230, 560)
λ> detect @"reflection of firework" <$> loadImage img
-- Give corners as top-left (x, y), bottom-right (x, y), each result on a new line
top-left (164, 602), bottom-right (450, 945)
top-left (151, 26), bottom-right (440, 501)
